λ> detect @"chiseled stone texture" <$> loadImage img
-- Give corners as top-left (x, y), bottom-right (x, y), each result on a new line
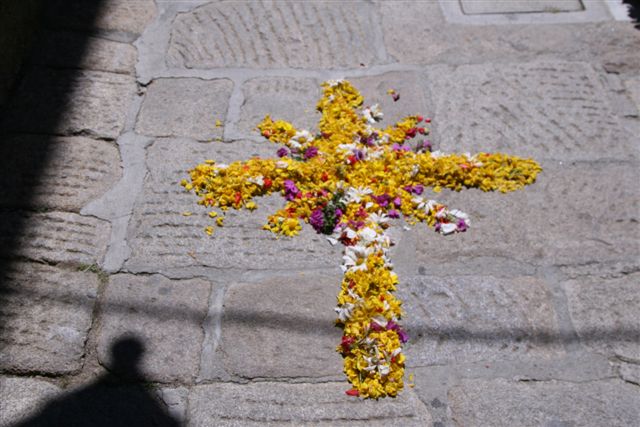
top-left (448, 378), bottom-right (640, 426)
top-left (0, 262), bottom-right (98, 374)
top-left (563, 273), bottom-right (640, 362)
top-left (0, 211), bottom-right (111, 265)
top-left (167, 1), bottom-right (384, 69)
top-left (124, 138), bottom-right (340, 274)
top-left (2, 68), bottom-right (135, 139)
top-left (32, 31), bottom-right (137, 74)
top-left (238, 77), bottom-right (321, 137)
top-left (381, 2), bottom-right (640, 74)
top-left (427, 61), bottom-right (635, 161)
top-left (410, 161), bottom-right (639, 267)
top-left (0, 135), bottom-right (121, 212)
top-left (135, 78), bottom-right (233, 141)
top-left (97, 274), bottom-right (211, 383)
top-left (43, 0), bottom-right (156, 37)
top-left (188, 382), bottom-right (432, 426)
top-left (0, 377), bottom-right (61, 427)
top-left (398, 275), bottom-right (563, 366)
top-left (220, 274), bottom-right (342, 379)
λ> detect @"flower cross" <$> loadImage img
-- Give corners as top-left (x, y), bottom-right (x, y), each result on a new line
top-left (182, 80), bottom-right (541, 398)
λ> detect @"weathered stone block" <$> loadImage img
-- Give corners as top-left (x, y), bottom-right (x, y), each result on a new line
top-left (410, 162), bottom-right (639, 267)
top-left (0, 135), bottom-right (121, 212)
top-left (97, 274), bottom-right (211, 383)
top-left (124, 138), bottom-right (341, 274)
top-left (0, 262), bottom-right (98, 374)
top-left (563, 273), bottom-right (640, 362)
top-left (167, 1), bottom-right (384, 69)
top-left (220, 274), bottom-right (342, 379)
top-left (448, 378), bottom-right (640, 426)
top-left (0, 211), bottom-right (111, 265)
top-left (426, 61), bottom-right (635, 160)
top-left (188, 382), bottom-right (432, 426)
top-left (32, 31), bottom-right (137, 74)
top-left (398, 275), bottom-right (563, 366)
top-left (135, 78), bottom-right (233, 141)
top-left (2, 69), bottom-right (135, 139)
top-left (44, 0), bottom-right (156, 38)
top-left (238, 77), bottom-right (320, 137)
top-left (0, 377), bottom-right (60, 427)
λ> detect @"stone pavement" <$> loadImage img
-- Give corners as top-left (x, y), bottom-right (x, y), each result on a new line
top-left (1, 1), bottom-right (639, 425)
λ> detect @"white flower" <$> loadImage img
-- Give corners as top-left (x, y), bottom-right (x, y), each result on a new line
top-left (215, 163), bottom-right (229, 169)
top-left (369, 212), bottom-right (390, 226)
top-left (326, 236), bottom-right (339, 246)
top-left (371, 315), bottom-right (388, 328)
top-left (327, 79), bottom-right (344, 87)
top-left (440, 222), bottom-right (458, 235)
top-left (345, 186), bottom-right (372, 204)
top-left (342, 244), bottom-right (372, 272)
top-left (276, 160), bottom-right (289, 169)
top-left (335, 303), bottom-right (355, 322)
top-left (430, 150), bottom-right (444, 159)
top-left (289, 130), bottom-right (313, 149)
top-left (247, 175), bottom-right (264, 186)
top-left (358, 227), bottom-right (378, 245)
top-left (337, 142), bottom-right (357, 154)
top-left (362, 103), bottom-right (383, 124)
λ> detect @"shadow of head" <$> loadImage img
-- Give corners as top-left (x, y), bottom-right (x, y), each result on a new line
top-left (108, 335), bottom-right (146, 380)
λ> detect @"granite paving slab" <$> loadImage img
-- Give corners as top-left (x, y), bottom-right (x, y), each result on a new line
top-left (0, 262), bottom-right (98, 374)
top-left (1, 68), bottom-right (136, 139)
top-left (0, 377), bottom-right (61, 427)
top-left (398, 274), bottom-right (563, 366)
top-left (0, 211), bottom-right (111, 265)
top-left (135, 78), bottom-right (233, 141)
top-left (219, 274), bottom-right (343, 379)
top-left (124, 138), bottom-right (341, 274)
top-left (562, 273), bottom-right (640, 362)
top-left (188, 382), bottom-right (432, 426)
top-left (448, 378), bottom-right (640, 426)
top-left (410, 161), bottom-right (639, 267)
top-left (97, 274), bottom-right (211, 383)
top-left (426, 61), bottom-right (636, 161)
top-left (167, 0), bottom-right (385, 69)
top-left (0, 135), bottom-right (121, 212)
top-left (31, 31), bottom-right (137, 74)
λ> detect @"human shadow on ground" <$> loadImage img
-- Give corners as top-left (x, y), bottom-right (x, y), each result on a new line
top-left (13, 335), bottom-right (180, 427)
top-left (623, 0), bottom-right (640, 29)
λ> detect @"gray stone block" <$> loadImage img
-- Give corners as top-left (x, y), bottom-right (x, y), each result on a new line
top-left (563, 273), bottom-right (640, 362)
top-left (237, 77), bottom-right (321, 138)
top-left (0, 377), bottom-right (60, 427)
top-left (398, 275), bottom-right (563, 366)
top-left (448, 378), bottom-right (640, 426)
top-left (97, 274), bottom-right (211, 383)
top-left (0, 262), bottom-right (98, 374)
top-left (409, 161), bottom-right (639, 267)
top-left (220, 274), bottom-right (343, 379)
top-left (2, 68), bottom-right (135, 139)
top-left (124, 138), bottom-right (341, 274)
top-left (44, 0), bottom-right (156, 38)
top-left (167, 1), bottom-right (384, 69)
top-left (0, 211), bottom-right (111, 265)
top-left (426, 61), bottom-right (636, 161)
top-left (625, 76), bottom-right (640, 114)
top-left (135, 78), bottom-right (233, 141)
top-left (187, 382), bottom-right (432, 426)
top-left (0, 135), bottom-right (121, 212)
top-left (31, 31), bottom-right (137, 74)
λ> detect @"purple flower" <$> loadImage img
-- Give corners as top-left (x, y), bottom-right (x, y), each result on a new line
top-left (353, 149), bottom-right (365, 161)
top-left (434, 222), bottom-right (441, 233)
top-left (335, 208), bottom-right (343, 219)
top-left (388, 209), bottom-right (400, 219)
top-left (397, 329), bottom-right (409, 343)
top-left (393, 197), bottom-right (402, 207)
top-left (369, 322), bottom-right (384, 332)
top-left (283, 180), bottom-right (300, 201)
top-left (392, 143), bottom-right (410, 152)
top-left (309, 209), bottom-right (324, 232)
top-left (304, 146), bottom-right (319, 159)
top-left (277, 147), bottom-right (289, 158)
top-left (456, 219), bottom-right (468, 232)
top-left (412, 184), bottom-right (424, 195)
top-left (373, 194), bottom-right (390, 208)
